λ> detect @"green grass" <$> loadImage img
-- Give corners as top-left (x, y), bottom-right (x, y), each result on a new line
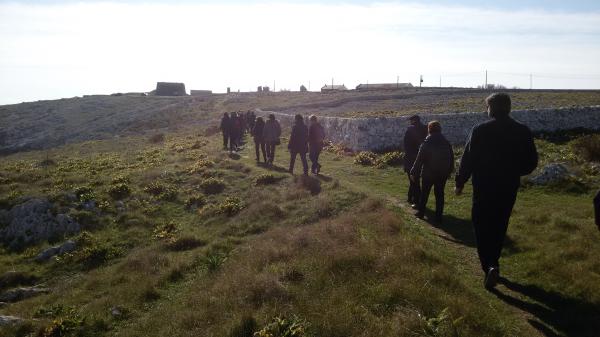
top-left (1, 128), bottom-right (599, 337)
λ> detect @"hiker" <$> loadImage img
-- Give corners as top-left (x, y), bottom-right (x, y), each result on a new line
top-left (239, 111), bottom-right (247, 136)
top-left (410, 121), bottom-right (454, 223)
top-left (595, 190), bottom-right (600, 231)
top-left (247, 110), bottom-right (256, 134)
top-left (220, 112), bottom-right (232, 150)
top-left (455, 93), bottom-right (538, 290)
top-left (288, 114), bottom-right (309, 175)
top-left (404, 115), bottom-right (428, 207)
top-left (230, 112), bottom-right (242, 151)
top-left (263, 113), bottom-right (282, 165)
top-left (252, 116), bottom-right (267, 163)
top-left (308, 115), bottom-right (326, 174)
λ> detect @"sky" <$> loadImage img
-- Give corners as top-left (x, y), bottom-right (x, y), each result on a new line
top-left (1, 0), bottom-right (600, 104)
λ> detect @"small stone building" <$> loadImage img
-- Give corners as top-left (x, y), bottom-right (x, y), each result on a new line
top-left (156, 82), bottom-right (187, 96)
top-left (321, 84), bottom-right (347, 93)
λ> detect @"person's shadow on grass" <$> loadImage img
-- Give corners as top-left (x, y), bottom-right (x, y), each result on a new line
top-left (490, 277), bottom-right (600, 337)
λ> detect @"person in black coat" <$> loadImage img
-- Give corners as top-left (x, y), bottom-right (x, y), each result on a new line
top-left (455, 93), bottom-right (538, 290)
top-left (410, 121), bottom-right (454, 223)
top-left (220, 112), bottom-right (231, 150)
top-left (252, 117), bottom-right (267, 163)
top-left (404, 115), bottom-right (428, 206)
top-left (308, 115), bottom-right (326, 174)
top-left (288, 114), bottom-right (309, 175)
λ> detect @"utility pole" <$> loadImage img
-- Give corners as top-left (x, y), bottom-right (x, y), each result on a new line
top-left (419, 75), bottom-right (423, 88)
top-left (530, 74), bottom-right (533, 90)
top-left (274, 80), bottom-right (276, 92)
top-left (439, 76), bottom-right (442, 88)
top-left (396, 75), bottom-right (399, 89)
top-left (308, 81), bottom-right (310, 91)
top-left (485, 70), bottom-right (488, 89)
top-left (331, 77), bottom-right (334, 88)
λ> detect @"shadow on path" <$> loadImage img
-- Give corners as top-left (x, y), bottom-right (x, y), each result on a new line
top-left (490, 277), bottom-right (600, 337)
top-left (421, 211), bottom-right (477, 248)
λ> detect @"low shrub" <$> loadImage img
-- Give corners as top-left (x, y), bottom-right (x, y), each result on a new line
top-left (571, 134), bottom-right (600, 162)
top-left (215, 197), bottom-right (243, 216)
top-left (149, 133), bottom-right (165, 143)
top-left (379, 151), bottom-right (404, 166)
top-left (353, 151), bottom-right (378, 166)
top-left (188, 159), bottom-right (215, 174)
top-left (144, 182), bottom-right (177, 201)
top-left (229, 316), bottom-right (258, 337)
top-left (153, 221), bottom-right (180, 242)
top-left (254, 315), bottom-right (309, 337)
top-left (202, 251), bottom-right (228, 272)
top-left (255, 173), bottom-right (278, 186)
top-left (108, 183), bottom-right (131, 200)
top-left (199, 178), bottom-right (226, 194)
top-left (184, 194), bottom-right (206, 209)
top-left (111, 175), bottom-right (130, 184)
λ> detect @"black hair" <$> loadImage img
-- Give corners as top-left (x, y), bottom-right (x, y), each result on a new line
top-left (486, 93), bottom-right (511, 118)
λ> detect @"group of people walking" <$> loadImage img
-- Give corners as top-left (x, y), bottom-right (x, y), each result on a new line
top-left (220, 112), bottom-right (326, 175)
top-left (219, 110), bottom-right (257, 152)
top-left (404, 93), bottom-right (539, 289)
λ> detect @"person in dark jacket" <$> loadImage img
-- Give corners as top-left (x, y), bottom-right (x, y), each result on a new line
top-left (410, 121), bottom-right (454, 223)
top-left (288, 114), bottom-right (309, 175)
top-left (263, 114), bottom-right (282, 165)
top-left (230, 112), bottom-right (242, 152)
top-left (455, 93), bottom-right (538, 290)
top-left (252, 117), bottom-right (267, 163)
top-left (220, 112), bottom-right (232, 150)
top-left (308, 115), bottom-right (326, 174)
top-left (404, 115), bottom-right (428, 206)
top-left (595, 190), bottom-right (600, 231)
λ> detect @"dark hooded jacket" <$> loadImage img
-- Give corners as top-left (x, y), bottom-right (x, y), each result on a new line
top-left (410, 133), bottom-right (454, 180)
top-left (403, 122), bottom-right (428, 172)
top-left (220, 115), bottom-right (231, 134)
top-left (288, 120), bottom-right (309, 153)
top-left (252, 119), bottom-right (265, 142)
top-left (309, 122), bottom-right (326, 149)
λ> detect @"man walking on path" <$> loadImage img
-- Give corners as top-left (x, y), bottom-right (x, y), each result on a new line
top-left (455, 93), bottom-right (538, 290)
top-left (404, 115), bottom-right (428, 207)
top-left (220, 112), bottom-right (232, 150)
top-left (410, 121), bottom-right (454, 224)
top-left (308, 115), bottom-right (326, 174)
top-left (288, 114), bottom-right (309, 175)
top-left (263, 114), bottom-right (282, 165)
top-left (252, 116), bottom-right (267, 163)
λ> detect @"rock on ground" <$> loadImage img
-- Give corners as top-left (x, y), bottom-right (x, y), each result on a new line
top-left (0, 198), bottom-right (80, 250)
top-left (0, 286), bottom-right (50, 303)
top-left (529, 163), bottom-right (573, 185)
top-left (35, 240), bottom-right (77, 262)
top-left (0, 315), bottom-right (22, 326)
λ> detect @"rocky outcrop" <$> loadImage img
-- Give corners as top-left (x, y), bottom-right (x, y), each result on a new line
top-left (0, 286), bottom-right (50, 303)
top-left (0, 198), bottom-right (80, 250)
top-left (529, 163), bottom-right (574, 185)
top-left (0, 315), bottom-right (22, 326)
top-left (35, 240), bottom-right (77, 262)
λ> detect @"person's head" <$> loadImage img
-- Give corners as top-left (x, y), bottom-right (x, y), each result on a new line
top-left (409, 114), bottom-right (421, 126)
top-left (428, 121), bottom-right (441, 134)
top-left (256, 116), bottom-right (264, 123)
top-left (268, 113), bottom-right (275, 121)
top-left (309, 115), bottom-right (318, 123)
top-left (485, 93), bottom-right (511, 118)
top-left (223, 112), bottom-right (229, 117)
top-left (295, 114), bottom-right (304, 123)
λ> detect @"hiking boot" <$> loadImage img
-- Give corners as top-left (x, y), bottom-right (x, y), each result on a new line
top-left (411, 204), bottom-right (419, 210)
top-left (484, 267), bottom-right (499, 290)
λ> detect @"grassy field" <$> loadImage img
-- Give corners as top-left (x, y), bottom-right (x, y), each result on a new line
top-left (1, 123), bottom-right (599, 336)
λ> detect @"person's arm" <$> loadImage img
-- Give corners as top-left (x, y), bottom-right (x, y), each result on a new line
top-left (455, 127), bottom-right (475, 194)
top-left (449, 142), bottom-right (455, 174)
top-left (410, 143), bottom-right (425, 180)
top-left (288, 126), bottom-right (295, 149)
top-left (594, 190), bottom-right (600, 230)
top-left (519, 127), bottom-right (538, 176)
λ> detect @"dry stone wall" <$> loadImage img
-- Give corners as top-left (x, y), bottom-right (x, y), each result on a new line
top-left (258, 106), bottom-right (600, 151)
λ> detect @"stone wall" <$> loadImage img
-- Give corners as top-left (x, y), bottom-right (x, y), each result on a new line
top-left (257, 106), bottom-right (600, 151)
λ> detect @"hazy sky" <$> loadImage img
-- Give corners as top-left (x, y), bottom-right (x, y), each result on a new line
top-left (1, 0), bottom-right (600, 104)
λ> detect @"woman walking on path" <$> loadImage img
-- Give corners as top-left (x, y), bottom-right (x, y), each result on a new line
top-left (263, 114), bottom-right (281, 165)
top-left (252, 116), bottom-right (267, 163)
top-left (308, 115), bottom-right (326, 174)
top-left (288, 114), bottom-right (309, 175)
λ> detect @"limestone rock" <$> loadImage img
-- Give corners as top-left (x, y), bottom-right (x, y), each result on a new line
top-left (0, 198), bottom-right (80, 250)
top-left (35, 240), bottom-right (77, 262)
top-left (0, 315), bottom-right (22, 326)
top-left (0, 286), bottom-right (50, 303)
top-left (529, 163), bottom-right (573, 185)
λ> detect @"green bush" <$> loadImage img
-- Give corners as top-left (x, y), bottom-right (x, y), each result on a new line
top-left (153, 221), bottom-right (180, 242)
top-left (185, 194), bottom-right (207, 209)
top-left (188, 159), bottom-right (215, 174)
top-left (200, 178), bottom-right (226, 194)
top-left (255, 174), bottom-right (278, 186)
top-left (571, 134), bottom-right (600, 162)
top-left (215, 197), bottom-right (243, 216)
top-left (353, 151), bottom-right (379, 166)
top-left (379, 151), bottom-right (404, 166)
top-left (108, 183), bottom-right (131, 200)
top-left (144, 182), bottom-right (177, 201)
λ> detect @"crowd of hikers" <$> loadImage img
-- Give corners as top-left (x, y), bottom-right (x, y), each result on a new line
top-left (220, 111), bottom-right (326, 174)
top-left (220, 94), bottom-right (600, 290)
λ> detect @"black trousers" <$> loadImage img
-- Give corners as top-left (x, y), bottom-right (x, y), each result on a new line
top-left (418, 176), bottom-right (447, 220)
top-left (265, 142), bottom-right (277, 163)
top-left (289, 151), bottom-right (308, 174)
top-left (472, 186), bottom-right (518, 273)
top-left (309, 146), bottom-right (322, 173)
top-left (222, 132), bottom-right (229, 149)
top-left (255, 139), bottom-right (267, 162)
top-left (407, 172), bottom-right (421, 204)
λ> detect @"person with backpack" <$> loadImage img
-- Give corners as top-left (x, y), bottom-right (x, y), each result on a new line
top-left (308, 115), bottom-right (326, 174)
top-left (410, 121), bottom-right (454, 224)
top-left (252, 116), bottom-right (267, 163)
top-left (455, 93), bottom-right (538, 290)
top-left (263, 113), bottom-right (282, 165)
top-left (288, 114), bottom-right (309, 175)
top-left (404, 115), bottom-right (428, 207)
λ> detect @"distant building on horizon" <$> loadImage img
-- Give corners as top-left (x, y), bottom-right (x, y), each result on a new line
top-left (321, 84), bottom-right (347, 93)
top-left (155, 82), bottom-right (187, 96)
top-left (190, 90), bottom-right (212, 96)
top-left (356, 83), bottom-right (413, 91)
